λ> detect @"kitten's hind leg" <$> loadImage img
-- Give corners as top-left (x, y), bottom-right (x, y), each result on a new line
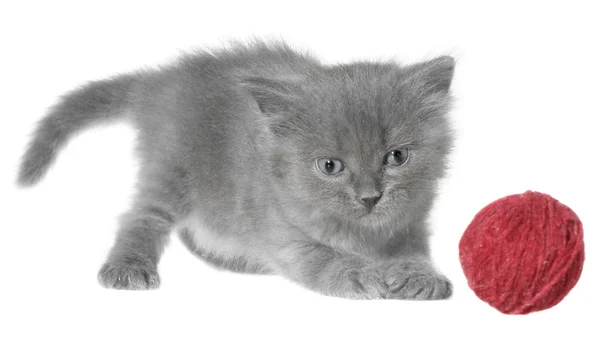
top-left (98, 208), bottom-right (174, 290)
top-left (98, 160), bottom-right (190, 290)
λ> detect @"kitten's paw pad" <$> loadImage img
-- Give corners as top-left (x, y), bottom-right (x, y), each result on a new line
top-left (385, 271), bottom-right (452, 300)
top-left (343, 267), bottom-right (389, 299)
top-left (98, 263), bottom-right (160, 290)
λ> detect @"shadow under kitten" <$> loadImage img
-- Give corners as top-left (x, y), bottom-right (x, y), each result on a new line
top-left (18, 40), bottom-right (455, 300)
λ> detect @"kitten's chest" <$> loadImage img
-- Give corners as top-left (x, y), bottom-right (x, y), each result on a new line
top-left (318, 226), bottom-right (390, 257)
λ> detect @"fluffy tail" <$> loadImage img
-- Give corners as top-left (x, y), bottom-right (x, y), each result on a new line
top-left (17, 74), bottom-right (138, 186)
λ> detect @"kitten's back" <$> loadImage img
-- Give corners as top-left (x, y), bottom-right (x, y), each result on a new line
top-left (17, 40), bottom-right (318, 187)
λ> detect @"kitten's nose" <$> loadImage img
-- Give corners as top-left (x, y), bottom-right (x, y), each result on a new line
top-left (360, 194), bottom-right (381, 210)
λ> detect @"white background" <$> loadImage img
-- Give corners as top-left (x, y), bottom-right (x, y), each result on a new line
top-left (1, 1), bottom-right (598, 336)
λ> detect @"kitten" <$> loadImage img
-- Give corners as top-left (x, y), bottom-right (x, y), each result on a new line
top-left (18, 40), bottom-right (455, 300)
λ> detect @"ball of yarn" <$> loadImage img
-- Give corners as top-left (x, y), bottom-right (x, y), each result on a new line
top-left (459, 191), bottom-right (585, 314)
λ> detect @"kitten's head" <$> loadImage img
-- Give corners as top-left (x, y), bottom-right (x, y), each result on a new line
top-left (244, 56), bottom-right (455, 229)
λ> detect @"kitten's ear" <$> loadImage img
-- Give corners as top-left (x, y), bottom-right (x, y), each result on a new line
top-left (241, 77), bottom-right (298, 115)
top-left (406, 56), bottom-right (455, 95)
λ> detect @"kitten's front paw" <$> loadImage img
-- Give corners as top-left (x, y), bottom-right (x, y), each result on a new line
top-left (98, 261), bottom-right (160, 290)
top-left (325, 257), bottom-right (389, 299)
top-left (384, 265), bottom-right (452, 300)
top-left (342, 266), bottom-right (389, 299)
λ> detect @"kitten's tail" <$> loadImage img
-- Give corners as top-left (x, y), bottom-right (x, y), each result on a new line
top-left (17, 74), bottom-right (139, 187)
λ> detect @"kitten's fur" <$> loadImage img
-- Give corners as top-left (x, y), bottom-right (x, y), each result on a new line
top-left (18, 40), bottom-right (455, 300)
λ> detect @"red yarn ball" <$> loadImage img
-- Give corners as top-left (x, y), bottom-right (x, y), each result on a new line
top-left (459, 191), bottom-right (585, 314)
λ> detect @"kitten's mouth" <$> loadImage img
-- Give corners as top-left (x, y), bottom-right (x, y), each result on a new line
top-left (359, 205), bottom-right (377, 217)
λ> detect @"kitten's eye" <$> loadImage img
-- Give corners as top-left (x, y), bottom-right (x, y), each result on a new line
top-left (384, 149), bottom-right (409, 166)
top-left (316, 158), bottom-right (344, 175)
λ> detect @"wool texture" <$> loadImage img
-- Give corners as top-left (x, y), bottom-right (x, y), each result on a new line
top-left (459, 191), bottom-right (584, 314)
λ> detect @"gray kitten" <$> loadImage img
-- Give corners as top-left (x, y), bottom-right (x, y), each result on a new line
top-left (18, 40), bottom-right (455, 300)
